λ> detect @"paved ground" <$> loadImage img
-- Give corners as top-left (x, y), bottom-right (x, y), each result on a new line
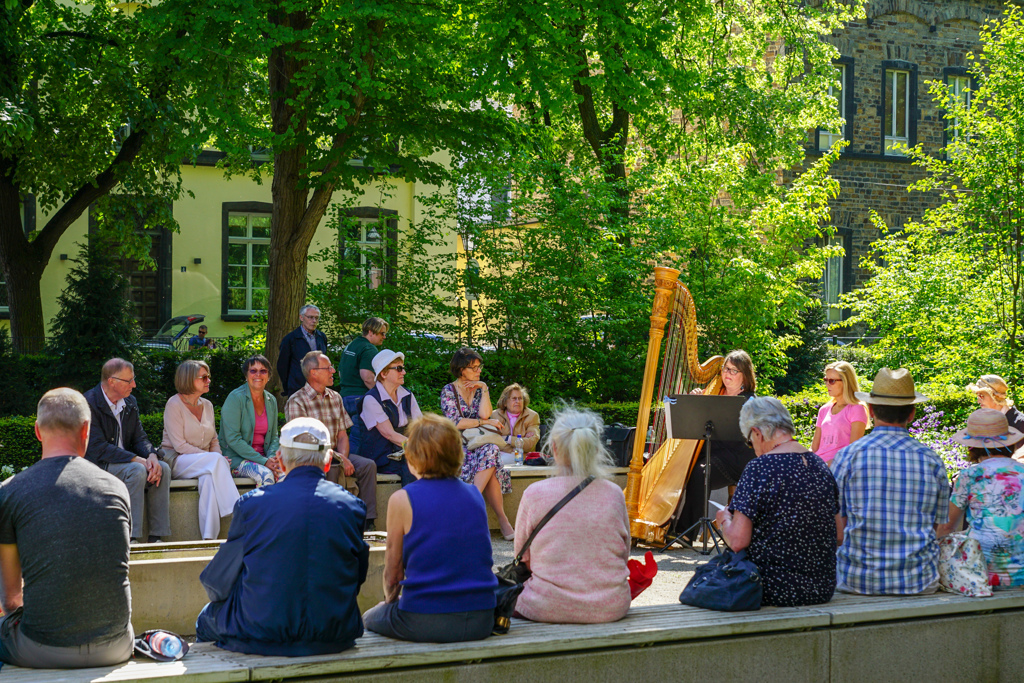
top-left (490, 536), bottom-right (718, 607)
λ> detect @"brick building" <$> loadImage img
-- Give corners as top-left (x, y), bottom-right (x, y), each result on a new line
top-left (812, 0), bottom-right (1005, 326)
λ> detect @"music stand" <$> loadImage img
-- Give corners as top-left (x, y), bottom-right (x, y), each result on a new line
top-left (660, 394), bottom-right (748, 555)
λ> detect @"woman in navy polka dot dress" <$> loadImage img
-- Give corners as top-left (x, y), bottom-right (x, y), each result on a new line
top-left (715, 397), bottom-right (839, 607)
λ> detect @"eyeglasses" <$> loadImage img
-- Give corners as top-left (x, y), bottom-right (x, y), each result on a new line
top-left (722, 366), bottom-right (741, 376)
top-left (467, 364), bottom-right (483, 371)
top-left (199, 374), bottom-right (212, 381)
top-left (744, 430), bottom-right (756, 449)
top-left (824, 378), bottom-right (843, 386)
top-left (313, 365), bottom-right (335, 372)
top-left (111, 376), bottom-right (136, 384)
top-left (388, 365), bottom-right (406, 373)
top-left (248, 368), bottom-right (269, 376)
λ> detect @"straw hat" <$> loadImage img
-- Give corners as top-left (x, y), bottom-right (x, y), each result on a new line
top-left (854, 367), bottom-right (929, 406)
top-left (952, 408), bottom-right (1024, 449)
top-left (966, 375), bottom-right (1013, 407)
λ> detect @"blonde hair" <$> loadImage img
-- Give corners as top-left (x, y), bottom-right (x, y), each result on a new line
top-left (967, 375), bottom-right (1013, 409)
top-left (175, 359), bottom-right (210, 395)
top-left (824, 361), bottom-right (871, 428)
top-left (496, 383), bottom-right (530, 412)
top-left (545, 406), bottom-right (612, 480)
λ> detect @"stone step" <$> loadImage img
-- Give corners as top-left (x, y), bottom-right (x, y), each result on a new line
top-left (152, 467), bottom-right (629, 542)
top-left (128, 539), bottom-right (387, 636)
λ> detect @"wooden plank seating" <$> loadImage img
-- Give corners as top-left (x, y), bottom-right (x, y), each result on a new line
top-left (5, 590), bottom-right (1024, 682)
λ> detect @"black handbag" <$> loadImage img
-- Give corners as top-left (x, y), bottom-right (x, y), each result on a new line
top-left (492, 475), bottom-right (595, 634)
top-left (602, 423), bottom-right (636, 467)
top-left (678, 548), bottom-right (763, 611)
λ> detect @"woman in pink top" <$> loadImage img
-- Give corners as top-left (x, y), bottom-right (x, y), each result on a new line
top-left (513, 407), bottom-right (631, 624)
top-left (811, 361), bottom-right (869, 466)
top-left (160, 360), bottom-right (240, 539)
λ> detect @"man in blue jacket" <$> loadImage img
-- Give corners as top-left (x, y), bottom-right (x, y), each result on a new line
top-left (196, 417), bottom-right (369, 656)
top-left (277, 304), bottom-right (329, 398)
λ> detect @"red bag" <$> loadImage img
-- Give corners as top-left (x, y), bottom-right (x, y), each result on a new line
top-left (627, 551), bottom-right (658, 599)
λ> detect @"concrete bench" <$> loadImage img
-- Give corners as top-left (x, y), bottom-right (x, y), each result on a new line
top-left (159, 467), bottom-right (630, 542)
top-left (128, 541), bottom-right (386, 636)
top-left (5, 590), bottom-right (1024, 682)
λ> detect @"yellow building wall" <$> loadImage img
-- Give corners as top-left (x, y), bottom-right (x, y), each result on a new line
top-left (1, 156), bottom-right (460, 340)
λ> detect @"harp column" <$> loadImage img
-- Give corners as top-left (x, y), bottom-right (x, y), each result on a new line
top-left (624, 266), bottom-right (680, 534)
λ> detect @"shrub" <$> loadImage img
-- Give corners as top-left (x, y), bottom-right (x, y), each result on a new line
top-left (774, 304), bottom-right (831, 396)
top-left (0, 348), bottom-right (258, 419)
top-left (46, 239), bottom-right (143, 389)
top-left (0, 416), bottom-right (40, 471)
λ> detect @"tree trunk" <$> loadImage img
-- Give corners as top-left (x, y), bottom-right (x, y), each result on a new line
top-left (0, 177), bottom-right (47, 353)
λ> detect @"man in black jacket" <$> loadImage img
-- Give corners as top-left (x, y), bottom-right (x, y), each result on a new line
top-left (83, 358), bottom-right (171, 543)
top-left (277, 304), bottom-right (329, 398)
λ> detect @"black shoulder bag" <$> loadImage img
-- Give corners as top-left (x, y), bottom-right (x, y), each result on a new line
top-left (492, 475), bottom-right (595, 634)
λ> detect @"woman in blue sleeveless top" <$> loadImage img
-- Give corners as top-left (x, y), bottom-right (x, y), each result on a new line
top-left (362, 413), bottom-right (497, 642)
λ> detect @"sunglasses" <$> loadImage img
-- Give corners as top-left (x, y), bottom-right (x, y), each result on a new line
top-left (388, 365), bottom-right (406, 373)
top-left (248, 368), bottom-right (269, 376)
top-left (824, 378), bottom-right (843, 386)
top-left (199, 374), bottom-right (212, 381)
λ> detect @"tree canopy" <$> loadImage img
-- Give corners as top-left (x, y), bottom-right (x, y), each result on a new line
top-left (0, 0), bottom-right (235, 352)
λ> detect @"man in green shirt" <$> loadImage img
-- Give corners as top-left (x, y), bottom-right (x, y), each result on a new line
top-left (339, 317), bottom-right (388, 455)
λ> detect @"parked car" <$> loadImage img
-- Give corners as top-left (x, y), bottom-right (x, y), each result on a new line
top-left (142, 314), bottom-right (206, 351)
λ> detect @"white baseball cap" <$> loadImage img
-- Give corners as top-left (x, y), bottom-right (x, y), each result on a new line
top-left (372, 349), bottom-right (405, 380)
top-left (279, 417), bottom-right (332, 451)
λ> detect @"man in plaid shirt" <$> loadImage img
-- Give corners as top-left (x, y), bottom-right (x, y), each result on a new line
top-left (285, 351), bottom-right (378, 530)
top-left (832, 367), bottom-right (948, 595)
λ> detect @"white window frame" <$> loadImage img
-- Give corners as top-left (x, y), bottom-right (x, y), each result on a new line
top-left (818, 64), bottom-right (847, 151)
top-left (346, 217), bottom-right (384, 290)
top-left (226, 212), bottom-right (271, 314)
top-left (949, 75), bottom-right (971, 144)
top-left (884, 69), bottom-right (910, 155)
top-left (822, 235), bottom-right (845, 323)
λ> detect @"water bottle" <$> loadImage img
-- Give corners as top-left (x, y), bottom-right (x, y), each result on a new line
top-left (514, 436), bottom-right (524, 466)
top-left (149, 631), bottom-right (183, 659)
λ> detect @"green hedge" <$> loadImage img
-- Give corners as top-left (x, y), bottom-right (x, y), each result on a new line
top-left (0, 416), bottom-right (40, 471)
top-left (0, 381), bottom-right (978, 471)
top-left (0, 349), bottom-right (258, 419)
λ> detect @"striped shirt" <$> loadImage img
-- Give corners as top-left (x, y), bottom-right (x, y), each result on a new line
top-left (832, 426), bottom-right (948, 595)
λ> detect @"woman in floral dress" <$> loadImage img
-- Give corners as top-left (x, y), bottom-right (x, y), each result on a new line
top-left (940, 408), bottom-right (1024, 588)
top-left (440, 347), bottom-right (515, 539)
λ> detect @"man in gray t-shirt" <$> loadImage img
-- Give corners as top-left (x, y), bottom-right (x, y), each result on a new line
top-left (0, 388), bottom-right (133, 669)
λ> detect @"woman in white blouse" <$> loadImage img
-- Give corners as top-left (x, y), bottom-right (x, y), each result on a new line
top-left (161, 360), bottom-right (239, 539)
top-left (359, 349), bottom-right (422, 487)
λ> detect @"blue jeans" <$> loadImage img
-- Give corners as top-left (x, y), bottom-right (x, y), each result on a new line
top-left (343, 395), bottom-right (366, 456)
top-left (379, 458), bottom-right (416, 487)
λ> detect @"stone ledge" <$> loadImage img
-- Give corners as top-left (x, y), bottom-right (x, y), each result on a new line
top-left (5, 591), bottom-right (1024, 682)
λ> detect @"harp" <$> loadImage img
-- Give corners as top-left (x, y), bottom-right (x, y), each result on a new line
top-left (624, 267), bottom-right (724, 545)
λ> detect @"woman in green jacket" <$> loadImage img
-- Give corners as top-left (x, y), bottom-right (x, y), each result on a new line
top-left (219, 355), bottom-right (282, 486)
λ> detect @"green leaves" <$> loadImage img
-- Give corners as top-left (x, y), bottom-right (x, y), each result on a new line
top-left (847, 7), bottom-right (1024, 393)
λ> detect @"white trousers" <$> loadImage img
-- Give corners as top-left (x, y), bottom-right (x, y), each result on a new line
top-left (172, 452), bottom-right (240, 540)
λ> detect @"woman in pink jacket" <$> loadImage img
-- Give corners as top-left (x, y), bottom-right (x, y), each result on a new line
top-left (513, 407), bottom-right (631, 624)
top-left (161, 360), bottom-right (239, 539)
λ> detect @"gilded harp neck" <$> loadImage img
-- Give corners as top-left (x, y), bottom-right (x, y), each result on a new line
top-left (625, 267), bottom-right (723, 544)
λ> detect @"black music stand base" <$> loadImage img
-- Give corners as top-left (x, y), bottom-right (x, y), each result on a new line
top-left (661, 426), bottom-right (725, 556)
